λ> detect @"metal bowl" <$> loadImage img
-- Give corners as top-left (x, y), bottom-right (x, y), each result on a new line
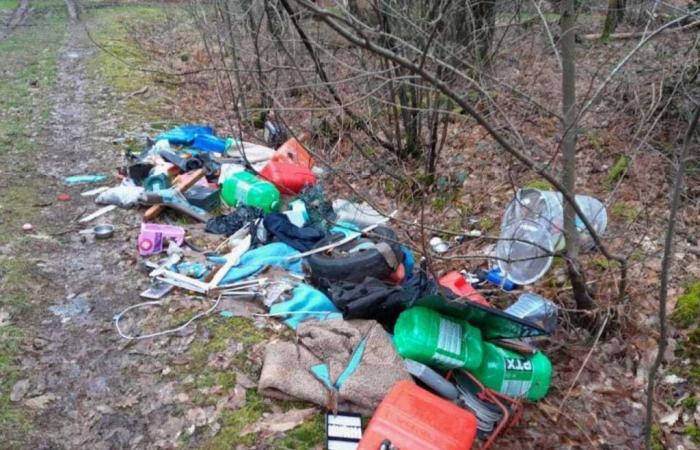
top-left (92, 224), bottom-right (115, 239)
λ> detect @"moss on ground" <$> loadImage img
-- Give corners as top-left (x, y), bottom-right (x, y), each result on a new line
top-left (607, 155), bottom-right (630, 183)
top-left (273, 413), bottom-right (325, 449)
top-left (672, 281), bottom-right (700, 328)
top-left (611, 201), bottom-right (640, 222)
top-left (523, 178), bottom-right (554, 191)
top-left (199, 389), bottom-right (265, 449)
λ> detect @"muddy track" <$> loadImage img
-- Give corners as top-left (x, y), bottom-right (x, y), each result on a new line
top-left (12, 17), bottom-right (191, 450)
top-left (0, 0), bottom-right (30, 42)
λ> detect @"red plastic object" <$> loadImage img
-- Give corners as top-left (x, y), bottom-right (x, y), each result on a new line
top-left (385, 263), bottom-right (405, 285)
top-left (271, 138), bottom-right (314, 168)
top-left (260, 160), bottom-right (316, 195)
top-left (358, 381), bottom-right (477, 450)
top-left (57, 194), bottom-right (71, 202)
top-left (439, 271), bottom-right (490, 306)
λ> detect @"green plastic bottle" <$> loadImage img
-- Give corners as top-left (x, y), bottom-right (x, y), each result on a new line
top-left (393, 306), bottom-right (484, 370)
top-left (221, 171), bottom-right (280, 213)
top-left (470, 341), bottom-right (552, 401)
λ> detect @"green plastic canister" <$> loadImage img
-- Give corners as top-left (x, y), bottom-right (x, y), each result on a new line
top-left (470, 341), bottom-right (552, 401)
top-left (393, 306), bottom-right (484, 370)
top-left (221, 171), bottom-right (280, 213)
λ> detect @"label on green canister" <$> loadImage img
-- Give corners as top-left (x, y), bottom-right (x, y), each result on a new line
top-left (431, 317), bottom-right (464, 368)
top-left (500, 357), bottom-right (535, 398)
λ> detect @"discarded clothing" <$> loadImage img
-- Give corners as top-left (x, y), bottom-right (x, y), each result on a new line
top-left (95, 185), bottom-right (143, 208)
top-left (218, 242), bottom-right (303, 284)
top-left (263, 213), bottom-right (325, 252)
top-left (270, 283), bottom-right (341, 329)
top-left (205, 206), bottom-right (263, 236)
top-left (258, 319), bottom-right (411, 415)
top-left (326, 277), bottom-right (408, 327)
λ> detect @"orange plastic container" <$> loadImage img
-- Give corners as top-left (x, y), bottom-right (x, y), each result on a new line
top-left (358, 381), bottom-right (477, 450)
top-left (440, 271), bottom-right (490, 306)
top-left (272, 138), bottom-right (314, 168)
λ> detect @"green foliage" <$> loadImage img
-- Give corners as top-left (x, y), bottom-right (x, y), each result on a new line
top-left (672, 282), bottom-right (700, 328)
top-left (684, 424), bottom-right (700, 444)
top-left (650, 424), bottom-right (665, 450)
top-left (681, 396), bottom-right (698, 410)
top-left (607, 155), bottom-right (630, 183)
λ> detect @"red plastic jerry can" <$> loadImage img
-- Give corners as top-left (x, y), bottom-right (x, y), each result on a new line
top-left (439, 271), bottom-right (490, 306)
top-left (260, 160), bottom-right (316, 196)
top-left (358, 380), bottom-right (477, 450)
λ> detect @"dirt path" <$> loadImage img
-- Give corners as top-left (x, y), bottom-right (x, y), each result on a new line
top-left (8, 15), bottom-right (189, 450)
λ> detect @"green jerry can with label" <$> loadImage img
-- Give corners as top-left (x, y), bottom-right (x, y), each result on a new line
top-left (393, 306), bottom-right (484, 370)
top-left (470, 341), bottom-right (552, 401)
top-left (221, 171), bottom-right (280, 213)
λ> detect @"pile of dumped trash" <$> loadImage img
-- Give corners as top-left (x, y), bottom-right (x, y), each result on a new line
top-left (69, 123), bottom-right (608, 449)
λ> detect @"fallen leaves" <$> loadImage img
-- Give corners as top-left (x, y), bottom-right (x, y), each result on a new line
top-left (24, 393), bottom-right (58, 410)
top-left (0, 308), bottom-right (10, 327)
top-left (241, 407), bottom-right (317, 436)
top-left (659, 408), bottom-right (682, 426)
top-left (10, 379), bottom-right (30, 402)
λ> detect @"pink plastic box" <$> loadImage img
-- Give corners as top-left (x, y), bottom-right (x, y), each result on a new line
top-left (138, 223), bottom-right (185, 256)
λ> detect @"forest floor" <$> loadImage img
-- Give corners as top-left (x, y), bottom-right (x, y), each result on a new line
top-left (0, 1), bottom-right (698, 449)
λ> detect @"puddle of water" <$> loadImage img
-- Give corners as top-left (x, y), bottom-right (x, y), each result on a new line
top-left (49, 295), bottom-right (91, 323)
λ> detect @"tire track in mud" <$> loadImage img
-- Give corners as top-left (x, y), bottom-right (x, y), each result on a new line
top-left (0, 0), bottom-right (30, 42)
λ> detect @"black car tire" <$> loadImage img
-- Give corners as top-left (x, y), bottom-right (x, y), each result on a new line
top-left (307, 226), bottom-right (404, 283)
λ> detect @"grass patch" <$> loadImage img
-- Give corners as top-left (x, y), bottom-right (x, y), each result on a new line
top-left (86, 6), bottom-right (163, 93)
top-left (0, 4), bottom-right (66, 444)
top-left (0, 0), bottom-right (17, 10)
top-left (0, 325), bottom-right (32, 449)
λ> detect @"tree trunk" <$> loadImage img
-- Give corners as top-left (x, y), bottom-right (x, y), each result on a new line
top-left (451, 0), bottom-right (497, 63)
top-left (560, 0), bottom-right (594, 312)
top-left (602, 0), bottom-right (627, 42)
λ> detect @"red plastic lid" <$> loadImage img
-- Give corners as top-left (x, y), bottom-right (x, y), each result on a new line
top-left (439, 271), bottom-right (490, 306)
